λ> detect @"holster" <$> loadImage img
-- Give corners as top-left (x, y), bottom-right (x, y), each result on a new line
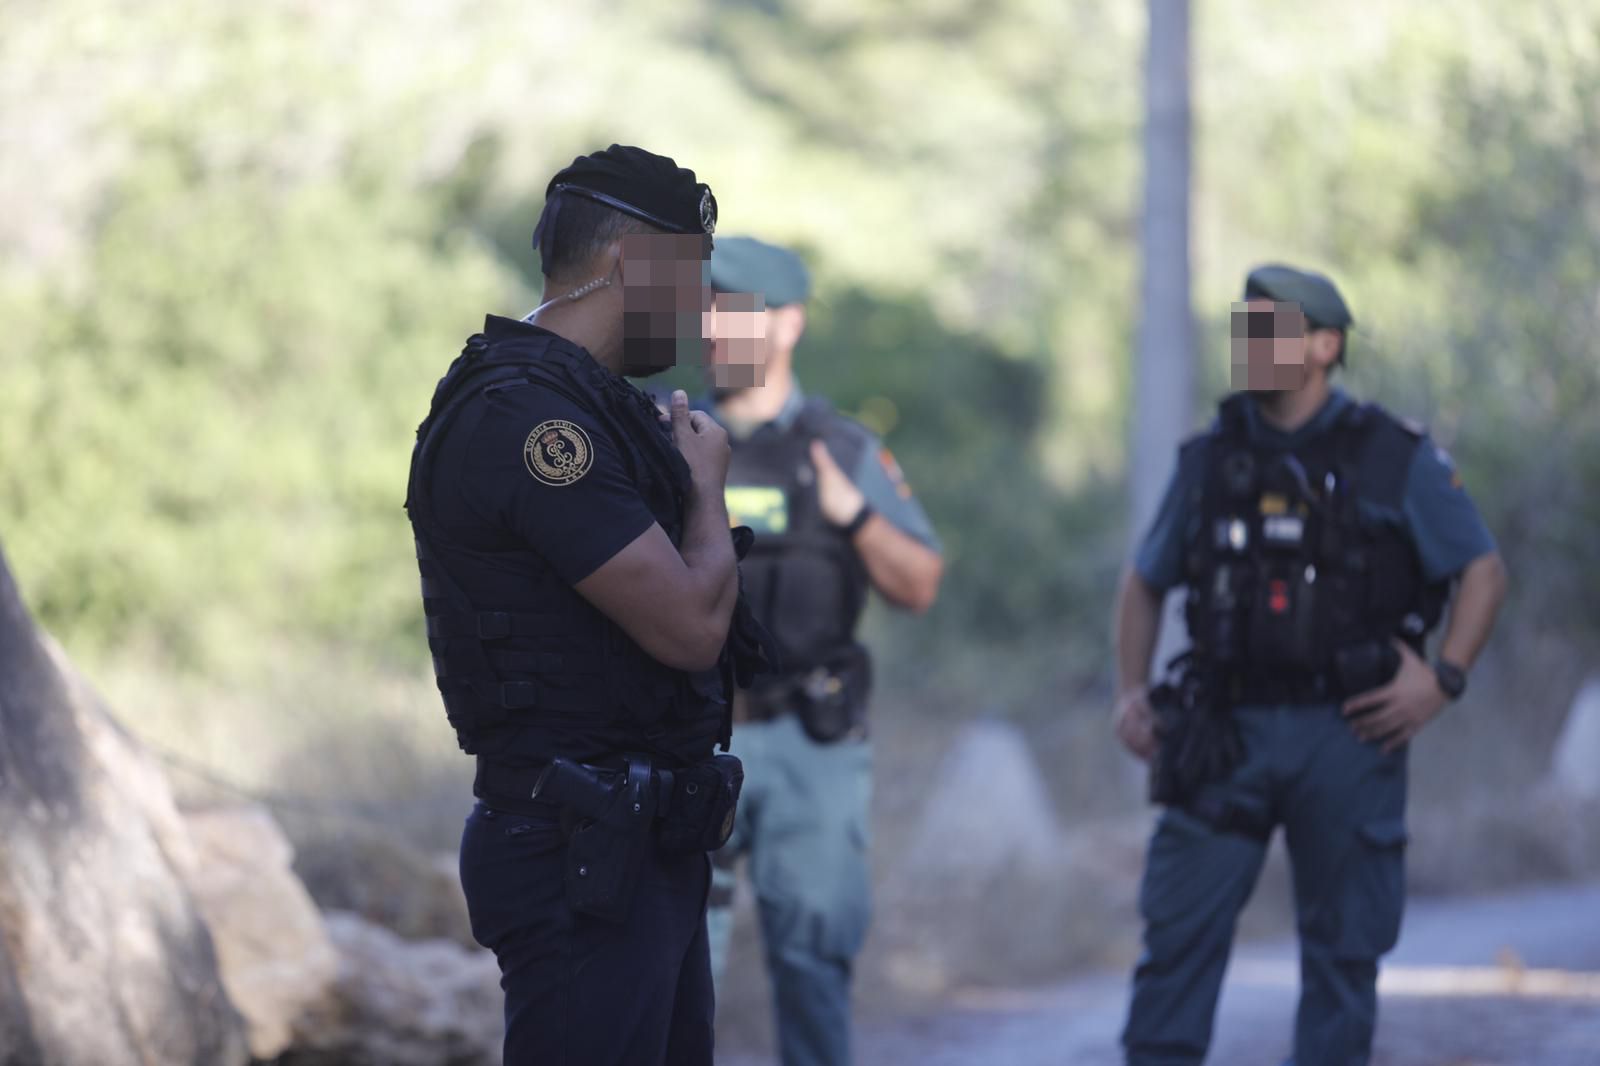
top-left (534, 754), bottom-right (656, 924)
top-left (658, 754), bottom-right (745, 854)
top-left (755, 643), bottom-right (872, 744)
top-left (1148, 655), bottom-right (1243, 808)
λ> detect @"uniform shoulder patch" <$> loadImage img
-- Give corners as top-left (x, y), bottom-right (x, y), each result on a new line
top-left (523, 419), bottom-right (594, 486)
top-left (877, 446), bottom-right (914, 499)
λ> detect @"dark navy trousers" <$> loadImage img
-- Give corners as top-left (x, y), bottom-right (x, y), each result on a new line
top-left (1122, 703), bottom-right (1410, 1066)
top-left (459, 802), bottom-right (715, 1066)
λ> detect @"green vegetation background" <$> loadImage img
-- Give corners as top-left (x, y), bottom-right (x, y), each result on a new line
top-left (2, 0), bottom-right (1598, 843)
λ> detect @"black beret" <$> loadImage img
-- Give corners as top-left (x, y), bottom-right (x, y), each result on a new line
top-left (709, 236), bottom-right (811, 307)
top-left (532, 144), bottom-right (716, 251)
top-left (1243, 263), bottom-right (1353, 330)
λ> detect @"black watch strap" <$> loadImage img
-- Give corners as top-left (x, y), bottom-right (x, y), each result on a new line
top-left (842, 502), bottom-right (874, 537)
top-left (1433, 659), bottom-right (1467, 701)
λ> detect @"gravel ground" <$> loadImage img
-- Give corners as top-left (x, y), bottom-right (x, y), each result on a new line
top-left (719, 882), bottom-right (1600, 1066)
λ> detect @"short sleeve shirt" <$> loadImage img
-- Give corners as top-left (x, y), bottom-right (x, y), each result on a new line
top-left (700, 384), bottom-right (942, 553)
top-left (431, 321), bottom-right (656, 586)
top-left (1134, 389), bottom-right (1496, 593)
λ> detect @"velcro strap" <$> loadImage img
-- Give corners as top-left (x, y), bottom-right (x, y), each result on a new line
top-left (425, 611), bottom-right (569, 640)
top-left (494, 682), bottom-right (596, 712)
top-left (486, 650), bottom-right (607, 675)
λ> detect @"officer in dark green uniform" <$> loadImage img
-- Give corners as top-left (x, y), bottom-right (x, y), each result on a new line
top-left (405, 145), bottom-right (770, 1066)
top-left (1112, 264), bottom-right (1509, 1066)
top-left (697, 237), bottom-right (944, 1066)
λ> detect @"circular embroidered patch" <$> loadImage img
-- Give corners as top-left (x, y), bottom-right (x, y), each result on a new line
top-left (523, 420), bottom-right (594, 486)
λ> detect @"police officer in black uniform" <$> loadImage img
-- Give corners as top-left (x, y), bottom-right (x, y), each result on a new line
top-left (1112, 264), bottom-right (1509, 1066)
top-left (405, 145), bottom-right (771, 1066)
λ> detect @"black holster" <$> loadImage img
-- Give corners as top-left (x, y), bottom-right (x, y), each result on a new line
top-left (759, 643), bottom-right (872, 744)
top-left (1148, 655), bottom-right (1243, 808)
top-left (534, 754), bottom-right (656, 924)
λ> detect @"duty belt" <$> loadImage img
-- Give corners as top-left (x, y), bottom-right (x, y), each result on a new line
top-left (1226, 671), bottom-right (1339, 707)
top-left (474, 756), bottom-right (675, 819)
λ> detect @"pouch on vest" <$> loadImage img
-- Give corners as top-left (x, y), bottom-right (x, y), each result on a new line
top-left (658, 754), bottom-right (745, 855)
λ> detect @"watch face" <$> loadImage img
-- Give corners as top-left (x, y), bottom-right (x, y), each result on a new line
top-left (1435, 661), bottom-right (1467, 699)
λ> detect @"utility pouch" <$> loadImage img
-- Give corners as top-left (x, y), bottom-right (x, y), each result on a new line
top-left (658, 754), bottom-right (745, 855)
top-left (535, 754), bottom-right (656, 923)
top-left (792, 643), bottom-right (873, 744)
top-left (1147, 655), bottom-right (1242, 808)
top-left (1147, 680), bottom-right (1187, 807)
top-left (1332, 639), bottom-right (1400, 699)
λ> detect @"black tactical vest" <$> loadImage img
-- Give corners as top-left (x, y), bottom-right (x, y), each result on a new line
top-left (405, 320), bottom-right (727, 761)
top-left (724, 397), bottom-right (871, 674)
top-left (1181, 394), bottom-right (1447, 688)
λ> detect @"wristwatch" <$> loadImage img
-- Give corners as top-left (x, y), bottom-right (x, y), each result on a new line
top-left (1432, 658), bottom-right (1467, 701)
top-left (841, 502), bottom-right (875, 537)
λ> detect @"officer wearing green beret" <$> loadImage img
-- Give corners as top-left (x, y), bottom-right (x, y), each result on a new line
top-left (1112, 264), bottom-right (1509, 1065)
top-left (697, 236), bottom-right (944, 1066)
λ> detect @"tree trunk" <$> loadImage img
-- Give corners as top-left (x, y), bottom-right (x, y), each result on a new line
top-left (1131, 0), bottom-right (1195, 674)
top-left (1131, 0), bottom-right (1194, 544)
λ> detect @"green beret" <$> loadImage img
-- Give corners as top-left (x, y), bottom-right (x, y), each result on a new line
top-left (709, 236), bottom-right (811, 307)
top-left (1243, 263), bottom-right (1353, 330)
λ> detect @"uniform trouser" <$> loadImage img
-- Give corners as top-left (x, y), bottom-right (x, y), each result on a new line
top-left (706, 714), bottom-right (873, 1066)
top-left (1122, 702), bottom-right (1410, 1066)
top-left (458, 802), bottom-right (715, 1066)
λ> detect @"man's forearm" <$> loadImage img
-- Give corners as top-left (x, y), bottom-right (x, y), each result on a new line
top-left (854, 515), bottom-right (943, 613)
top-left (679, 486), bottom-right (739, 634)
top-left (1438, 552), bottom-right (1509, 670)
top-left (1115, 568), bottom-right (1164, 693)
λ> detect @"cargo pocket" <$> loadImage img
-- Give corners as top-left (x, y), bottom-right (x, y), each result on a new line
top-left (1334, 817), bottom-right (1408, 959)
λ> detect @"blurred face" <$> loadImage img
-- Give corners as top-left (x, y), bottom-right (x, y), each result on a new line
top-left (618, 232), bottom-right (712, 377)
top-left (1230, 299), bottom-right (1310, 391)
top-left (706, 291), bottom-right (769, 391)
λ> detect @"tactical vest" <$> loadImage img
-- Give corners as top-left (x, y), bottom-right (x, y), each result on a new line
top-left (724, 397), bottom-right (871, 674)
top-left (405, 323), bottom-right (726, 759)
top-left (1181, 394), bottom-right (1446, 688)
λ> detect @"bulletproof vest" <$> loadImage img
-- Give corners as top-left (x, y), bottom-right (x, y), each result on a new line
top-left (724, 397), bottom-right (871, 673)
top-left (1182, 394), bottom-right (1447, 682)
top-left (405, 323), bottom-right (725, 759)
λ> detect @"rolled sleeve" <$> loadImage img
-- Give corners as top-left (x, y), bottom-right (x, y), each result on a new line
top-left (1134, 444), bottom-right (1202, 593)
top-left (1402, 439), bottom-right (1498, 582)
top-left (849, 435), bottom-right (942, 553)
top-left (463, 388), bottom-right (657, 585)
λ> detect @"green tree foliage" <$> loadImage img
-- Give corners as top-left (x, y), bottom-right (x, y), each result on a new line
top-left (0, 0), bottom-right (1595, 698)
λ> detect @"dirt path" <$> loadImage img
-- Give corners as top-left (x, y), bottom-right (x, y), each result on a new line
top-left (721, 882), bottom-right (1600, 1065)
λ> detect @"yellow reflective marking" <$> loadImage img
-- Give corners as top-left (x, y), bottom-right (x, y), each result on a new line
top-left (725, 486), bottom-right (788, 533)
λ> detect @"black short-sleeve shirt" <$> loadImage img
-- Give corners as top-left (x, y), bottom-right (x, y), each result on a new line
top-left (419, 319), bottom-right (699, 764)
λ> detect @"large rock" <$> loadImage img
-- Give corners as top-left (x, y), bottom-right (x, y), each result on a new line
top-left (291, 824), bottom-right (474, 947)
top-left (181, 804), bottom-right (340, 1060)
top-left (879, 719), bottom-right (1144, 990)
top-left (281, 912), bottom-right (502, 1066)
top-left (1551, 675), bottom-right (1600, 800)
top-left (0, 543), bottom-right (248, 1066)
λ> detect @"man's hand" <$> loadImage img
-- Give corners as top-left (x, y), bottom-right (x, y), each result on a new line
top-left (1114, 686), bottom-right (1159, 762)
top-left (670, 389), bottom-right (730, 494)
top-left (810, 439), bottom-right (867, 526)
top-left (1341, 639), bottom-right (1449, 754)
